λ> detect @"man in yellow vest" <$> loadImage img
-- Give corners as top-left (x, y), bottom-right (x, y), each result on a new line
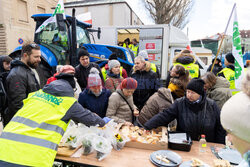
top-left (122, 38), bottom-right (132, 49)
top-left (138, 50), bottom-right (160, 78)
top-left (217, 53), bottom-right (239, 95)
top-left (0, 73), bottom-right (106, 167)
top-left (101, 53), bottom-right (128, 80)
top-left (130, 38), bottom-right (139, 57)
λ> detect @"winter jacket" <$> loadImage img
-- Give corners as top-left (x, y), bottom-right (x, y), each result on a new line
top-left (105, 75), bottom-right (123, 93)
top-left (138, 88), bottom-right (173, 126)
top-left (207, 64), bottom-right (223, 76)
top-left (6, 60), bottom-right (40, 124)
top-left (106, 89), bottom-right (136, 123)
top-left (144, 92), bottom-right (226, 144)
top-left (75, 62), bottom-right (104, 91)
top-left (206, 77), bottom-right (232, 109)
top-left (131, 61), bottom-right (160, 110)
top-left (0, 78), bottom-right (105, 167)
top-left (78, 88), bottom-right (111, 118)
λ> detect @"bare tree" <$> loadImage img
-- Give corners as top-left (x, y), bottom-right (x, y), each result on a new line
top-left (145, 0), bottom-right (193, 29)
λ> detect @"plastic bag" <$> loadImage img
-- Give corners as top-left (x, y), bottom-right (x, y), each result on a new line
top-left (93, 136), bottom-right (112, 161)
top-left (81, 133), bottom-right (97, 155)
top-left (112, 133), bottom-right (130, 151)
top-left (60, 120), bottom-right (79, 148)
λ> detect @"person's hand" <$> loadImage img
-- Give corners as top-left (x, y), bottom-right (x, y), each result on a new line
top-left (133, 109), bottom-right (139, 117)
top-left (102, 117), bottom-right (111, 124)
top-left (124, 121), bottom-right (133, 126)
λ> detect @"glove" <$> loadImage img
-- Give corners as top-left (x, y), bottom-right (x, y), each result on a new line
top-left (102, 117), bottom-right (111, 124)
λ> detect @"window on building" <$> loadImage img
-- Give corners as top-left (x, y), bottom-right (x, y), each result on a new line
top-left (37, 6), bottom-right (46, 14)
top-left (18, 0), bottom-right (28, 23)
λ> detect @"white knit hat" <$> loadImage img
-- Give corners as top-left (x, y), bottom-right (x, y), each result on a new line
top-left (108, 60), bottom-right (120, 70)
top-left (138, 50), bottom-right (149, 60)
top-left (221, 92), bottom-right (250, 142)
top-left (88, 67), bottom-right (102, 87)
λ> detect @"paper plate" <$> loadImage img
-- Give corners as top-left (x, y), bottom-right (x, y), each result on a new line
top-left (218, 149), bottom-right (243, 165)
top-left (179, 161), bottom-right (210, 167)
top-left (150, 150), bottom-right (182, 167)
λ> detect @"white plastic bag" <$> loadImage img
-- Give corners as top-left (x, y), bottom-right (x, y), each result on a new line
top-left (81, 133), bottom-right (97, 155)
top-left (93, 136), bottom-right (112, 161)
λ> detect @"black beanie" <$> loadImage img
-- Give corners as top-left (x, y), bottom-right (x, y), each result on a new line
top-left (78, 48), bottom-right (89, 60)
top-left (225, 53), bottom-right (235, 64)
top-left (55, 73), bottom-right (76, 89)
top-left (109, 53), bottom-right (118, 60)
top-left (187, 78), bottom-right (205, 95)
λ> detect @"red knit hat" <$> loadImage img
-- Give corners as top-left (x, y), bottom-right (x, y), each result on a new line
top-left (60, 65), bottom-right (75, 74)
top-left (120, 77), bottom-right (137, 89)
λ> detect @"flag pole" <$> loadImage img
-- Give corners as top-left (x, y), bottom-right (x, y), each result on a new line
top-left (210, 3), bottom-right (236, 72)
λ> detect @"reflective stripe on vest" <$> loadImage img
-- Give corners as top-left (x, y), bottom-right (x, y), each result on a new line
top-left (173, 62), bottom-right (199, 78)
top-left (12, 116), bottom-right (65, 136)
top-left (217, 68), bottom-right (239, 95)
top-left (150, 63), bottom-right (157, 72)
top-left (102, 66), bottom-right (123, 81)
top-left (1, 132), bottom-right (58, 151)
top-left (0, 89), bottom-right (76, 167)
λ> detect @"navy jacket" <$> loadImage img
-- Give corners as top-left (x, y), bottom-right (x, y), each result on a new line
top-left (78, 88), bottom-right (111, 118)
top-left (144, 93), bottom-right (226, 144)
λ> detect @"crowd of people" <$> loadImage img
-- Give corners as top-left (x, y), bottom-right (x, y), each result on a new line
top-left (0, 42), bottom-right (249, 166)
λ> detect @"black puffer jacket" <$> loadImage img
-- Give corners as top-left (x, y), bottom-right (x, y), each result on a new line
top-left (131, 62), bottom-right (160, 110)
top-left (144, 92), bottom-right (226, 144)
top-left (6, 60), bottom-right (40, 123)
top-left (75, 62), bottom-right (104, 91)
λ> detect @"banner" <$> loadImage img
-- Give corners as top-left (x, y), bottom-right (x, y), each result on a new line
top-left (35, 0), bottom-right (65, 33)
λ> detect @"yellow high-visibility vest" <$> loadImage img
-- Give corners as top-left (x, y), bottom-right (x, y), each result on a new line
top-left (0, 90), bottom-right (76, 167)
top-left (101, 66), bottom-right (123, 81)
top-left (150, 63), bottom-right (157, 73)
top-left (130, 44), bottom-right (139, 57)
top-left (173, 62), bottom-right (199, 78)
top-left (217, 68), bottom-right (239, 95)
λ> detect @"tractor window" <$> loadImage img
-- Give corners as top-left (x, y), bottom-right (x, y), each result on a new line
top-left (76, 25), bottom-right (91, 45)
top-left (36, 22), bottom-right (70, 65)
top-left (107, 47), bottom-right (126, 61)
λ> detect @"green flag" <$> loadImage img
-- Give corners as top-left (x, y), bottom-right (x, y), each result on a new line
top-left (35, 0), bottom-right (65, 33)
top-left (232, 6), bottom-right (244, 89)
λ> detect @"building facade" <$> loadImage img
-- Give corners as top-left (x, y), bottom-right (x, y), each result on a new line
top-left (0, 0), bottom-right (58, 55)
top-left (64, 0), bottom-right (144, 27)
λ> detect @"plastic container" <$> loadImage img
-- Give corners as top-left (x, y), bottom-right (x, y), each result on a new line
top-left (168, 131), bottom-right (192, 152)
top-left (199, 134), bottom-right (207, 153)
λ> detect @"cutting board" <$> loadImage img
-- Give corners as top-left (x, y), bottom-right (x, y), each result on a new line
top-left (57, 146), bottom-right (82, 157)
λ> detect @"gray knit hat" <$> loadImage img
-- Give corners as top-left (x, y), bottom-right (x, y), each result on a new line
top-left (108, 60), bottom-right (120, 70)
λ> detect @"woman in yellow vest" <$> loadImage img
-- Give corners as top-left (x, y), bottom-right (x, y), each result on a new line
top-left (0, 73), bottom-right (106, 167)
top-left (217, 53), bottom-right (239, 95)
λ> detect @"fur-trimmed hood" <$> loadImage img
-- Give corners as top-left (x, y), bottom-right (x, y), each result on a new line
top-left (173, 52), bottom-right (196, 65)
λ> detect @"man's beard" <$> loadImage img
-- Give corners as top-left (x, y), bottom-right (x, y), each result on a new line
top-left (27, 61), bottom-right (39, 69)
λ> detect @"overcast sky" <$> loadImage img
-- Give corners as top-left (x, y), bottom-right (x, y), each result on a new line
top-left (126, 0), bottom-right (250, 40)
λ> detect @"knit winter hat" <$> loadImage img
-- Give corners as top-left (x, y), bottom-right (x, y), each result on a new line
top-left (120, 77), bottom-right (138, 89)
top-left (78, 48), bottom-right (90, 60)
top-left (60, 65), bottom-right (75, 74)
top-left (138, 50), bottom-right (149, 61)
top-left (225, 53), bottom-right (235, 64)
top-left (186, 78), bottom-right (205, 95)
top-left (88, 67), bottom-right (102, 87)
top-left (108, 60), bottom-right (120, 70)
